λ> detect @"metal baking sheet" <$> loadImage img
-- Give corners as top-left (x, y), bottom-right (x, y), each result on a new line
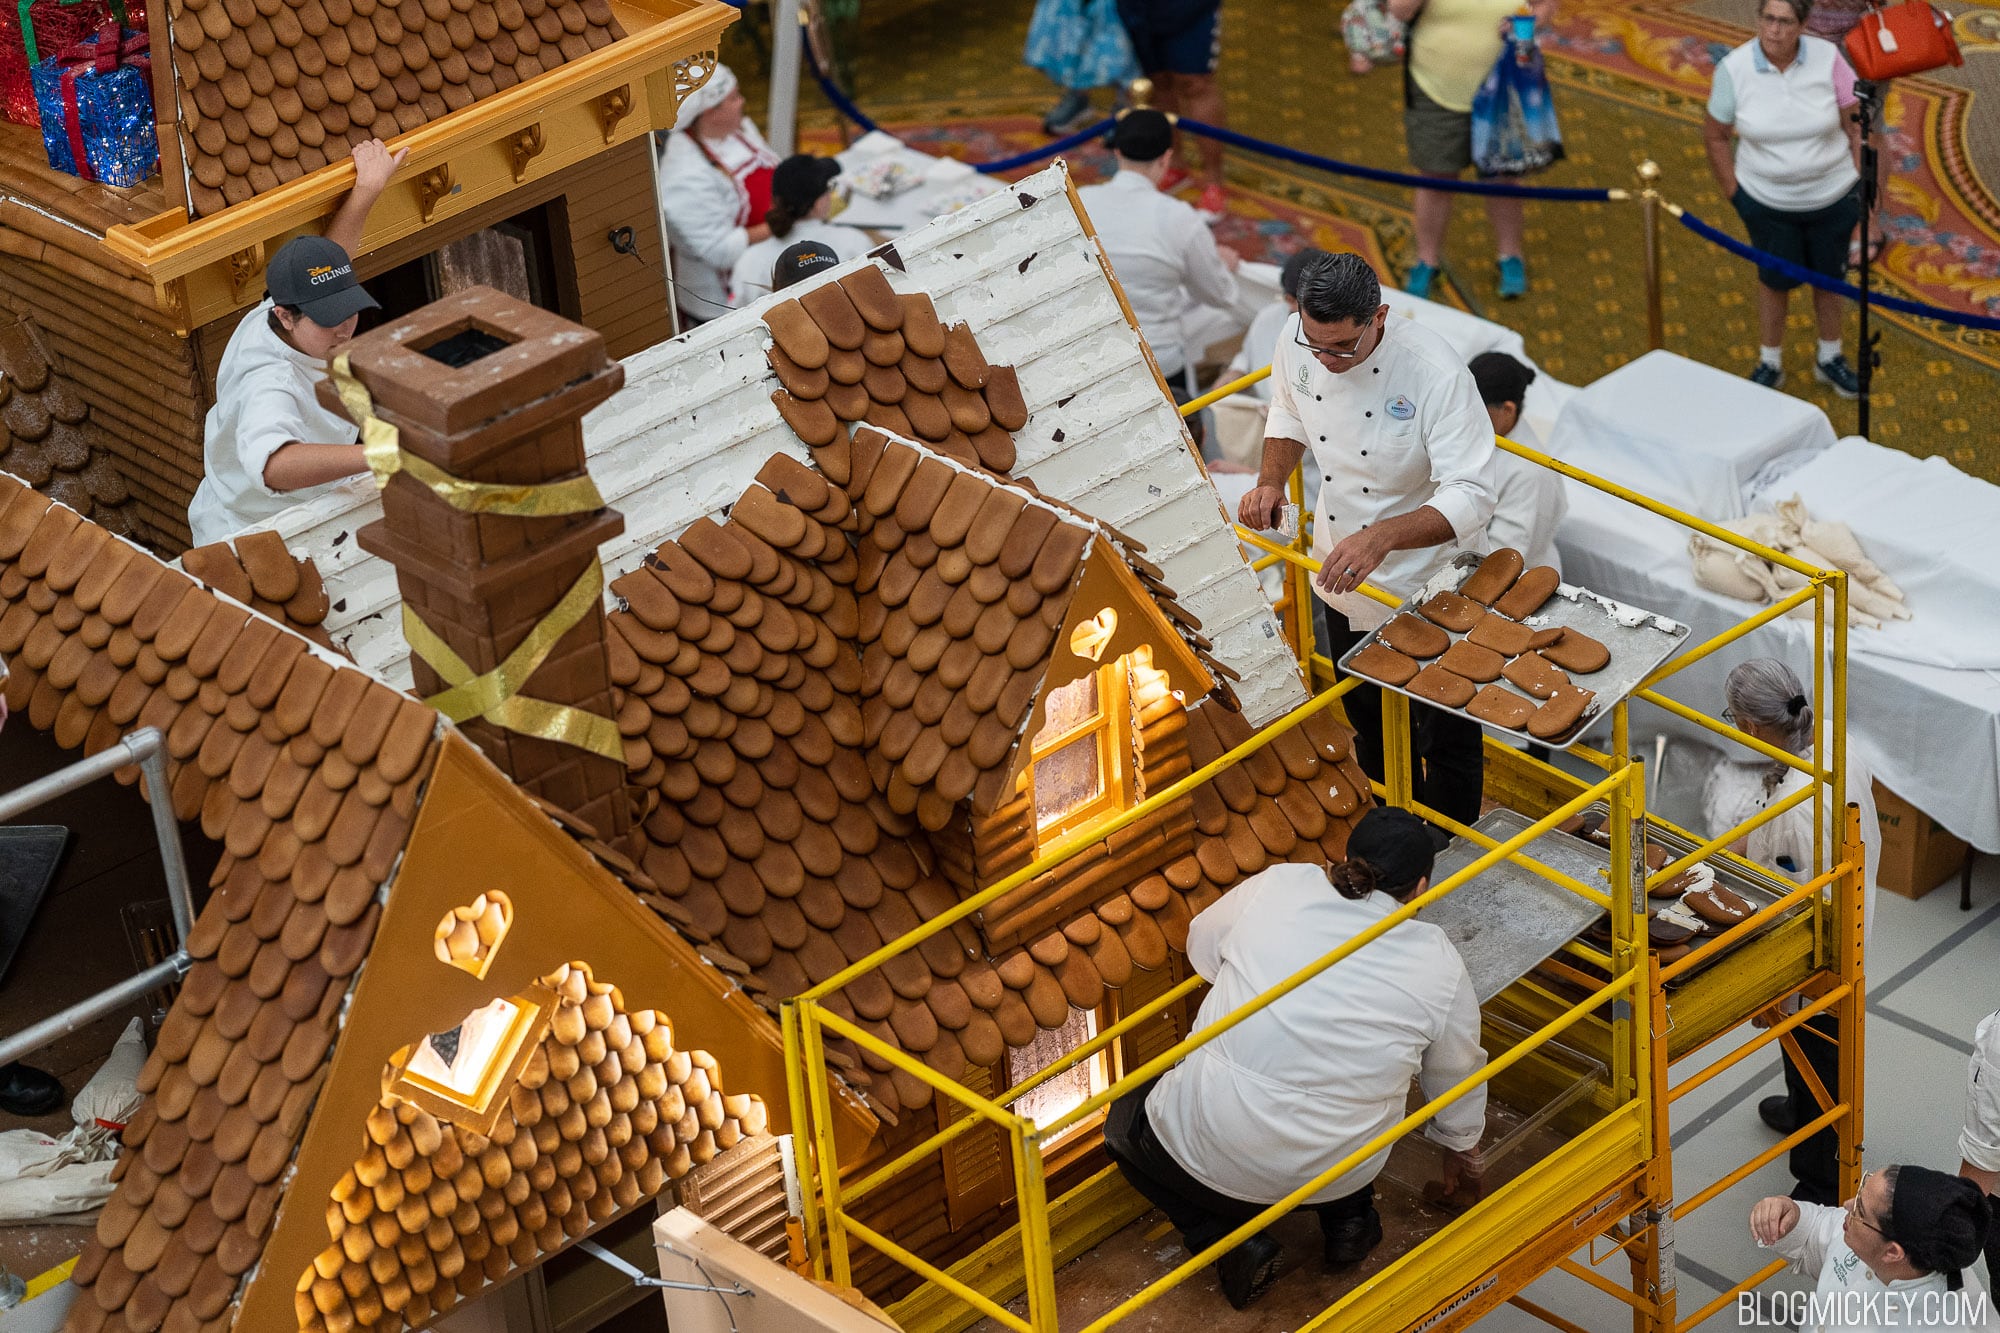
top-left (1574, 801), bottom-right (1805, 977)
top-left (1416, 809), bottom-right (1608, 1002)
top-left (1335, 552), bottom-right (1692, 750)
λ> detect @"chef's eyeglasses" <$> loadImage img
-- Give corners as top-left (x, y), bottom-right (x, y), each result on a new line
top-left (1846, 1169), bottom-right (1893, 1239)
top-left (1295, 325), bottom-right (1373, 359)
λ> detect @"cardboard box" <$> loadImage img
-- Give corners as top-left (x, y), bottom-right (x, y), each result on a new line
top-left (1874, 781), bottom-right (1968, 900)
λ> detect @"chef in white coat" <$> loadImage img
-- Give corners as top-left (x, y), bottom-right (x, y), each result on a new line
top-left (1962, 1009), bottom-right (2000, 1294)
top-left (656, 63), bottom-right (778, 324)
top-left (1104, 808), bottom-right (1487, 1311)
top-left (1077, 108), bottom-right (1239, 445)
top-left (1237, 251), bottom-right (1497, 826)
top-left (1749, 1164), bottom-right (1996, 1331)
top-left (1468, 351), bottom-right (1566, 573)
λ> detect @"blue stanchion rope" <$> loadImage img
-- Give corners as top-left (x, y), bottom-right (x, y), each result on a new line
top-left (797, 32), bottom-right (1112, 174)
top-left (1171, 118), bottom-right (1617, 202)
top-left (1675, 208), bottom-right (2000, 332)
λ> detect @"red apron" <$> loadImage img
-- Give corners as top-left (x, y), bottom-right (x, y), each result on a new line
top-left (694, 131), bottom-right (776, 229)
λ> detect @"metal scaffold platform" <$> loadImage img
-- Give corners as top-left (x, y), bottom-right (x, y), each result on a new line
top-left (779, 393), bottom-right (1867, 1333)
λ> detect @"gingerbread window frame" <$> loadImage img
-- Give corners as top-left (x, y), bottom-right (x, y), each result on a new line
top-left (1021, 663), bottom-right (1135, 851)
top-left (386, 983), bottom-right (558, 1137)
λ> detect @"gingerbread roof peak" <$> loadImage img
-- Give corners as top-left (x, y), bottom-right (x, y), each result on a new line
top-left (241, 162), bottom-right (1304, 725)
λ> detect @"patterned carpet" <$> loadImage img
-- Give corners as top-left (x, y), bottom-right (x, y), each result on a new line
top-left (730, 0), bottom-right (2000, 481)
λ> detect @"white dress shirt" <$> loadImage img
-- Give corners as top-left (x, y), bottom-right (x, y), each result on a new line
top-left (1077, 169), bottom-right (1240, 378)
top-left (1145, 863), bottom-right (1487, 1207)
top-left (1266, 312), bottom-right (1499, 630)
top-left (187, 299), bottom-right (358, 547)
top-left (1489, 419), bottom-right (1567, 572)
top-left (1770, 1201), bottom-right (1999, 1331)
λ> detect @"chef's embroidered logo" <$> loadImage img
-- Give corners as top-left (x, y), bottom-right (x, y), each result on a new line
top-left (1295, 364), bottom-right (1311, 392)
top-left (1387, 394), bottom-right (1416, 421)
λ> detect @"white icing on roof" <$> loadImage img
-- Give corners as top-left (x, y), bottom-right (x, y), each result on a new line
top-left (244, 162), bottom-right (1304, 723)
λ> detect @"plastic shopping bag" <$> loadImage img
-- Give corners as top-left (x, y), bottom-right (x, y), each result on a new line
top-left (1340, 0), bottom-right (1406, 65)
top-left (1471, 37), bottom-right (1564, 177)
top-left (1026, 0), bottom-right (1139, 93)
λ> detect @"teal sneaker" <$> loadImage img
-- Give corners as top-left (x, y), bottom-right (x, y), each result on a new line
top-left (1406, 261), bottom-right (1438, 300)
top-left (1498, 255), bottom-right (1527, 299)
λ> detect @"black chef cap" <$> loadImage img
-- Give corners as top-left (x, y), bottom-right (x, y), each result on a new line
top-left (1888, 1166), bottom-right (1991, 1286)
top-left (1111, 109), bottom-right (1174, 163)
top-left (1344, 807), bottom-right (1437, 895)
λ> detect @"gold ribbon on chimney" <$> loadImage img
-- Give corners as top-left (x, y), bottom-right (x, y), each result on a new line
top-left (329, 354), bottom-right (607, 518)
top-left (401, 557), bottom-right (625, 762)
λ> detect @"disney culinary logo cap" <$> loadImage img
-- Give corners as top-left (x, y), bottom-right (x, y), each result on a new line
top-left (267, 235), bottom-right (380, 328)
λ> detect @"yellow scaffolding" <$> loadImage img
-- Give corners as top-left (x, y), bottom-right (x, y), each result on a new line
top-left (779, 370), bottom-right (1865, 1333)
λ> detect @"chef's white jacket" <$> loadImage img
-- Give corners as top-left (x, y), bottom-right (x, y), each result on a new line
top-left (1489, 420), bottom-right (1567, 574)
top-left (1146, 862), bottom-right (1487, 1207)
top-left (1077, 170), bottom-right (1239, 379)
top-left (1962, 1010), bottom-right (2000, 1177)
top-left (1770, 1201), bottom-right (1999, 1331)
top-left (1266, 312), bottom-right (1499, 630)
top-left (656, 122), bottom-right (777, 320)
top-left (187, 299), bottom-right (357, 548)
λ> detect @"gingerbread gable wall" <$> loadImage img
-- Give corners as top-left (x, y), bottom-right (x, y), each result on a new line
top-left (227, 161), bottom-right (1305, 725)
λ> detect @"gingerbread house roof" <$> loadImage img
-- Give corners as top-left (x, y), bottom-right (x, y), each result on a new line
top-left (237, 161), bottom-right (1307, 727)
top-left (606, 424), bottom-right (1373, 1120)
top-left (167, 0), bottom-right (624, 216)
top-left (0, 477), bottom-right (771, 1332)
top-left (0, 318), bottom-right (138, 537)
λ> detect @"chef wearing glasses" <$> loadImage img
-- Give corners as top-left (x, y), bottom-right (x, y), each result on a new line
top-left (1237, 251), bottom-right (1497, 826)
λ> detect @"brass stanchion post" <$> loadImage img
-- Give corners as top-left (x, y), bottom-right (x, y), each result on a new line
top-left (1637, 159), bottom-right (1665, 351)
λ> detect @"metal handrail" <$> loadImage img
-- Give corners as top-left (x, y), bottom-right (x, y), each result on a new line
top-left (0, 728), bottom-right (196, 1069)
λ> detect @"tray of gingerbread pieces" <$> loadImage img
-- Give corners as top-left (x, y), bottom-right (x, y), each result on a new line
top-left (1558, 806), bottom-right (1806, 983)
top-left (1337, 547), bottom-right (1692, 751)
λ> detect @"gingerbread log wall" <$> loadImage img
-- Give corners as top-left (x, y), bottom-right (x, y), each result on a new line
top-left (0, 319), bottom-right (142, 539)
top-left (0, 258), bottom-right (206, 549)
top-left (298, 962), bottom-right (765, 1332)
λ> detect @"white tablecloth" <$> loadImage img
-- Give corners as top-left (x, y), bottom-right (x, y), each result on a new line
top-left (1762, 436), bottom-right (2000, 671)
top-left (833, 131), bottom-right (1004, 233)
top-left (1547, 349), bottom-right (1836, 522)
top-left (1557, 480), bottom-right (2000, 852)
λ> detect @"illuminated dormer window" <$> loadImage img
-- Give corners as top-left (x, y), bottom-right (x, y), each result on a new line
top-left (388, 985), bottom-right (553, 1135)
top-left (1023, 664), bottom-right (1134, 847)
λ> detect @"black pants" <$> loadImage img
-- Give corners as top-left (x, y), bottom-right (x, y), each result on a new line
top-left (1320, 603), bottom-right (1485, 828)
top-left (1781, 1012), bottom-right (1841, 1206)
top-left (1986, 1192), bottom-right (2000, 1298)
top-left (1104, 1080), bottom-right (1374, 1256)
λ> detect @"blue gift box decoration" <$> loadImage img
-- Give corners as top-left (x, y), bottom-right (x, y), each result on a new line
top-left (29, 20), bottom-right (155, 187)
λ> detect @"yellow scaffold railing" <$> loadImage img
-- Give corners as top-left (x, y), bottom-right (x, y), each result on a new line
top-left (778, 353), bottom-right (1863, 1333)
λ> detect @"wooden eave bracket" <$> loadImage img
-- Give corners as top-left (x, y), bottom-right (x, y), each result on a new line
top-left (509, 124), bottom-right (547, 183)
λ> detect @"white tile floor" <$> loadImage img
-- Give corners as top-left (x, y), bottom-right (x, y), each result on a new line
top-left (1472, 851), bottom-right (2000, 1331)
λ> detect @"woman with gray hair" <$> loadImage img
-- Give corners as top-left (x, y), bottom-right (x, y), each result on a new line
top-left (1722, 656), bottom-right (1879, 1207)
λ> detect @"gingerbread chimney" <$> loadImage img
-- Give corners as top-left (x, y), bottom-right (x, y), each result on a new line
top-left (326, 287), bottom-right (634, 841)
